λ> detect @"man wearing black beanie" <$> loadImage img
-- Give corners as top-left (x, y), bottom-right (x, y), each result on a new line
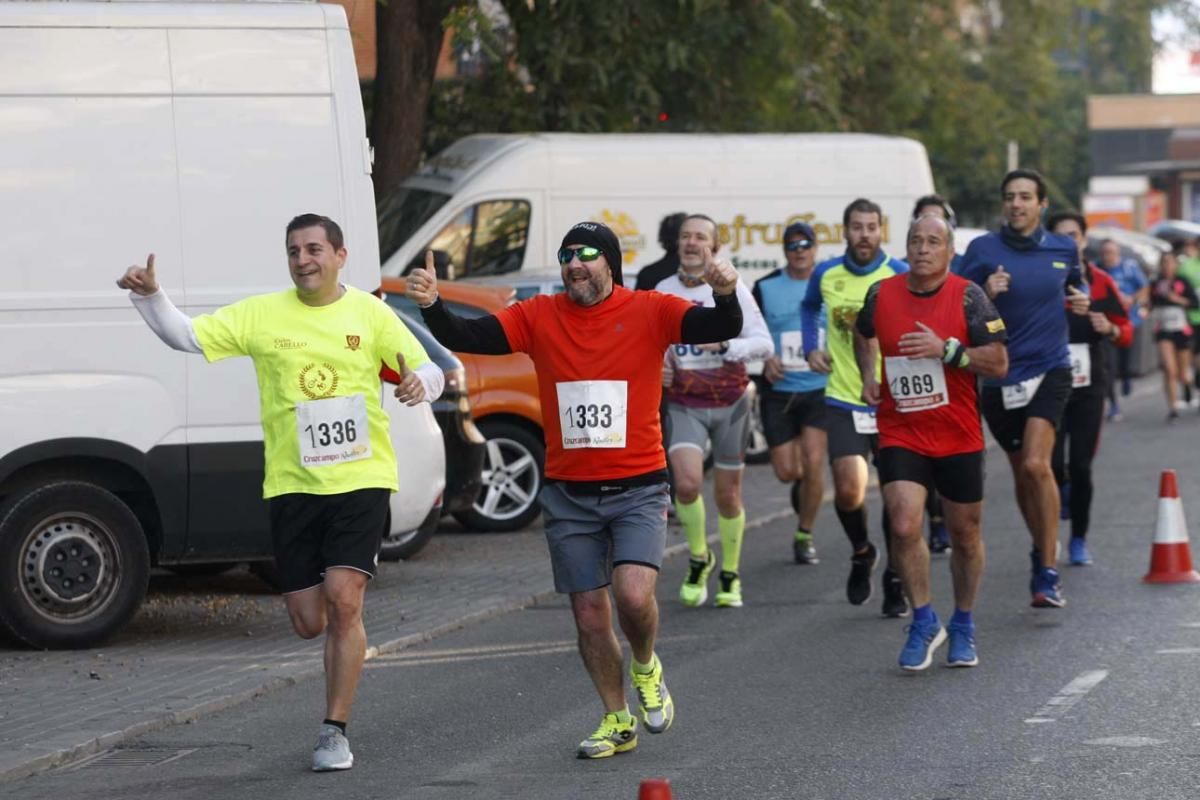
top-left (407, 221), bottom-right (746, 760)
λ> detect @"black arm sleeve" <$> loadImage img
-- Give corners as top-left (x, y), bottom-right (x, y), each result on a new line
top-left (679, 290), bottom-right (743, 344)
top-left (855, 283), bottom-right (880, 339)
top-left (964, 283), bottom-right (1008, 346)
top-left (418, 297), bottom-right (513, 355)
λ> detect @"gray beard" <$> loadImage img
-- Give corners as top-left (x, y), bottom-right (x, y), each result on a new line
top-left (567, 276), bottom-right (604, 306)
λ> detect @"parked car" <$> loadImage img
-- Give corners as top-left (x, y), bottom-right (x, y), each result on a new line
top-left (378, 313), bottom-right (487, 559)
top-left (1149, 219), bottom-right (1200, 246)
top-left (380, 279), bottom-right (546, 532)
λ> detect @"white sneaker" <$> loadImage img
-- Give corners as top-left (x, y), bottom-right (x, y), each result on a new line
top-left (312, 724), bottom-right (354, 771)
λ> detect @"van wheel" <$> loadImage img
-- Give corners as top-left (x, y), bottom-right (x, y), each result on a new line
top-left (379, 504), bottom-right (440, 561)
top-left (0, 482), bottom-right (149, 649)
top-left (452, 420), bottom-right (544, 532)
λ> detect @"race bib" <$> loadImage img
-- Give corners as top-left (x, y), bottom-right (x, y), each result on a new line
top-left (1158, 306), bottom-right (1187, 333)
top-left (672, 343), bottom-right (724, 371)
top-left (1001, 373), bottom-right (1046, 410)
top-left (296, 394), bottom-right (371, 467)
top-left (852, 409), bottom-right (878, 434)
top-left (780, 331), bottom-right (809, 372)
top-left (1068, 343), bottom-right (1091, 388)
top-left (556, 380), bottom-right (628, 449)
top-left (884, 356), bottom-right (948, 413)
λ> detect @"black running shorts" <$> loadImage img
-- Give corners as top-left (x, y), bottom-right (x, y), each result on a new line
top-left (877, 447), bottom-right (985, 504)
top-left (267, 488), bottom-right (390, 594)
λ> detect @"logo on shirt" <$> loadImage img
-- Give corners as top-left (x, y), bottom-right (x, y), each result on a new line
top-left (298, 363), bottom-right (339, 400)
top-left (274, 337), bottom-right (307, 350)
top-left (987, 319), bottom-right (1006, 333)
top-left (831, 305), bottom-right (858, 333)
top-left (345, 334), bottom-right (361, 351)
top-left (1053, 261), bottom-right (1067, 269)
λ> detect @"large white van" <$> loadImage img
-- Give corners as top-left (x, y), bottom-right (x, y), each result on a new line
top-left (377, 133), bottom-right (936, 284)
top-left (0, 1), bottom-right (444, 649)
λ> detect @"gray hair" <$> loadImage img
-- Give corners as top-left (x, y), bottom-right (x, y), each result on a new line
top-left (908, 212), bottom-right (955, 248)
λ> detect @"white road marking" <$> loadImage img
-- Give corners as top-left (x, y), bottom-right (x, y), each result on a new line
top-left (1156, 647), bottom-right (1200, 654)
top-left (1083, 736), bottom-right (1164, 748)
top-left (1024, 669), bottom-right (1109, 723)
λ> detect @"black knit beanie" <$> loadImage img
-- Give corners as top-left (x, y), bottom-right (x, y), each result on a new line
top-left (560, 221), bottom-right (623, 286)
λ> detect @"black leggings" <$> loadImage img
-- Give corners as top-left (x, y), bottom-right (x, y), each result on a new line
top-left (1051, 388), bottom-right (1105, 539)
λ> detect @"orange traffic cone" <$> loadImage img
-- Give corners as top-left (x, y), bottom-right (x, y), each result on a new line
top-left (638, 778), bottom-right (673, 800)
top-left (1144, 470), bottom-right (1200, 584)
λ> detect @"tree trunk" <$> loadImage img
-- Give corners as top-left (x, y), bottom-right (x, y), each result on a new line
top-left (371, 0), bottom-right (451, 200)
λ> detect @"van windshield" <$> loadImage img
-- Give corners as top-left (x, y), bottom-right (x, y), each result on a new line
top-left (377, 186), bottom-right (451, 265)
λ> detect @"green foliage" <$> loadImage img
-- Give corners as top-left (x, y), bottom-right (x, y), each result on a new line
top-left (418, 0), bottom-right (1179, 224)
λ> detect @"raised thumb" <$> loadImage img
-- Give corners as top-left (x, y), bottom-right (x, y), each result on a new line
top-left (396, 353), bottom-right (411, 375)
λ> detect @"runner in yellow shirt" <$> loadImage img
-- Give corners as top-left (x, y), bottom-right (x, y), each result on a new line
top-left (117, 214), bottom-right (442, 772)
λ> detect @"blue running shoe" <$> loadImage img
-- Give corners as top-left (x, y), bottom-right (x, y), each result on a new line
top-left (1031, 567), bottom-right (1066, 608)
top-left (946, 622), bottom-right (978, 667)
top-left (928, 521), bottom-right (951, 554)
top-left (898, 618), bottom-right (946, 671)
top-left (1059, 482), bottom-right (1071, 521)
top-left (1028, 548), bottom-right (1040, 594)
top-left (1069, 537), bottom-right (1093, 566)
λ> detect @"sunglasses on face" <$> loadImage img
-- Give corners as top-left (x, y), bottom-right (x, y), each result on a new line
top-left (784, 239), bottom-right (814, 252)
top-left (556, 246), bottom-right (603, 264)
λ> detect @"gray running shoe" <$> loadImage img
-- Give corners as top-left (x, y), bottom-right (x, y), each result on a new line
top-left (312, 724), bottom-right (354, 771)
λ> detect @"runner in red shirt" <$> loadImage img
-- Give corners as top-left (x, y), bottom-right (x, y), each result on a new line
top-left (854, 214), bottom-right (1008, 671)
top-left (406, 221), bottom-right (744, 759)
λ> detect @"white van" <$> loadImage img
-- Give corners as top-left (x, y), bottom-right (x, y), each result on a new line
top-left (0, 1), bottom-right (444, 649)
top-left (377, 133), bottom-right (936, 284)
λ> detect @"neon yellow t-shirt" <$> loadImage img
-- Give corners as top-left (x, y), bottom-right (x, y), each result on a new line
top-left (192, 286), bottom-right (431, 498)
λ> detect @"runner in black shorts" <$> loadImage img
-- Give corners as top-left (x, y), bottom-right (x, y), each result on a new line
top-left (960, 170), bottom-right (1090, 608)
top-left (856, 213), bottom-right (1008, 670)
top-left (753, 221), bottom-right (829, 564)
top-left (1149, 249), bottom-right (1199, 422)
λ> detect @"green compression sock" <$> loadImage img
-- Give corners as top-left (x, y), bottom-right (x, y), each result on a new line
top-left (675, 496), bottom-right (708, 559)
top-left (718, 509), bottom-right (747, 573)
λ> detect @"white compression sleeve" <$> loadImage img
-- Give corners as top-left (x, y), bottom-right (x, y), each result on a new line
top-left (129, 288), bottom-right (203, 354)
top-left (414, 361), bottom-right (445, 402)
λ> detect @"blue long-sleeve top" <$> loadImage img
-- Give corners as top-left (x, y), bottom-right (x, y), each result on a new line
top-left (959, 226), bottom-right (1084, 386)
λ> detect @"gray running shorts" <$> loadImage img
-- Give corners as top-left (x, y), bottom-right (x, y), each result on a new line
top-left (540, 481), bottom-right (670, 594)
top-left (667, 393), bottom-right (751, 470)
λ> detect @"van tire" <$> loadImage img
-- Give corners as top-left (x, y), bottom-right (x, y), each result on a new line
top-left (453, 420), bottom-right (544, 532)
top-left (379, 504), bottom-right (439, 561)
top-left (0, 482), bottom-right (149, 650)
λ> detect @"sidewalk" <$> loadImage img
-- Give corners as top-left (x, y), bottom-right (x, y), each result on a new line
top-left (0, 478), bottom-right (792, 782)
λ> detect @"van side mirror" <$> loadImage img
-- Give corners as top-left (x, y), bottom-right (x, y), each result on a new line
top-left (405, 249), bottom-right (454, 280)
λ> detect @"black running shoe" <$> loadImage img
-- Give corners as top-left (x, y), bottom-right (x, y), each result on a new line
top-left (881, 569), bottom-right (909, 618)
top-left (793, 532), bottom-right (818, 564)
top-left (846, 543), bottom-right (878, 605)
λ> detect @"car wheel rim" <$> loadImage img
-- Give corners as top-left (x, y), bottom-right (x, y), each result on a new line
top-left (474, 437), bottom-right (540, 521)
top-left (19, 512), bottom-right (121, 624)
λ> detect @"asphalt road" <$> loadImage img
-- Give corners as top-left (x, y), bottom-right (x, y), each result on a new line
top-left (9, 381), bottom-right (1200, 800)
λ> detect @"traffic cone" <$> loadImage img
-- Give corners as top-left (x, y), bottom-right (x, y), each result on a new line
top-left (1144, 470), bottom-right (1200, 584)
top-left (637, 778), bottom-right (673, 800)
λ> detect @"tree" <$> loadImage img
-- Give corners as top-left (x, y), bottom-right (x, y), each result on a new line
top-left (371, 0), bottom-right (454, 199)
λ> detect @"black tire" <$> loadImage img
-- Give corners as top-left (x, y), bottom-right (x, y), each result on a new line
top-left (452, 419), bottom-right (544, 532)
top-left (379, 503), bottom-right (440, 561)
top-left (745, 389), bottom-right (770, 464)
top-left (0, 481), bottom-right (150, 650)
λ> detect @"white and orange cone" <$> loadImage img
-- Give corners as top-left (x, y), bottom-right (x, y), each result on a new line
top-left (637, 778), bottom-right (673, 800)
top-left (1144, 470), bottom-right (1200, 584)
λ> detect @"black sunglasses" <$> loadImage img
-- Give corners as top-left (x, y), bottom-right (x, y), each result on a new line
top-left (784, 239), bottom-right (814, 252)
top-left (556, 246), bottom-right (603, 265)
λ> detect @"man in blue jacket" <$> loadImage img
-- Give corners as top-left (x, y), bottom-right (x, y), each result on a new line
top-left (960, 169), bottom-right (1090, 609)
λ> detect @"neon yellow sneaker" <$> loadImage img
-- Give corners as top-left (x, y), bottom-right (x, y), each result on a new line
top-left (576, 712), bottom-right (638, 759)
top-left (630, 656), bottom-right (674, 733)
top-left (679, 549), bottom-right (716, 607)
top-left (715, 570), bottom-right (743, 608)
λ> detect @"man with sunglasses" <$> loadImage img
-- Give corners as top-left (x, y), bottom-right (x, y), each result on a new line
top-left (657, 214), bottom-right (773, 610)
top-left (752, 221), bottom-right (828, 564)
top-left (801, 198), bottom-right (909, 618)
top-left (406, 221), bottom-right (744, 760)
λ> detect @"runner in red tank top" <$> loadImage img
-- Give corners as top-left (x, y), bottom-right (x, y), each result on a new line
top-left (854, 214), bottom-right (1008, 672)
